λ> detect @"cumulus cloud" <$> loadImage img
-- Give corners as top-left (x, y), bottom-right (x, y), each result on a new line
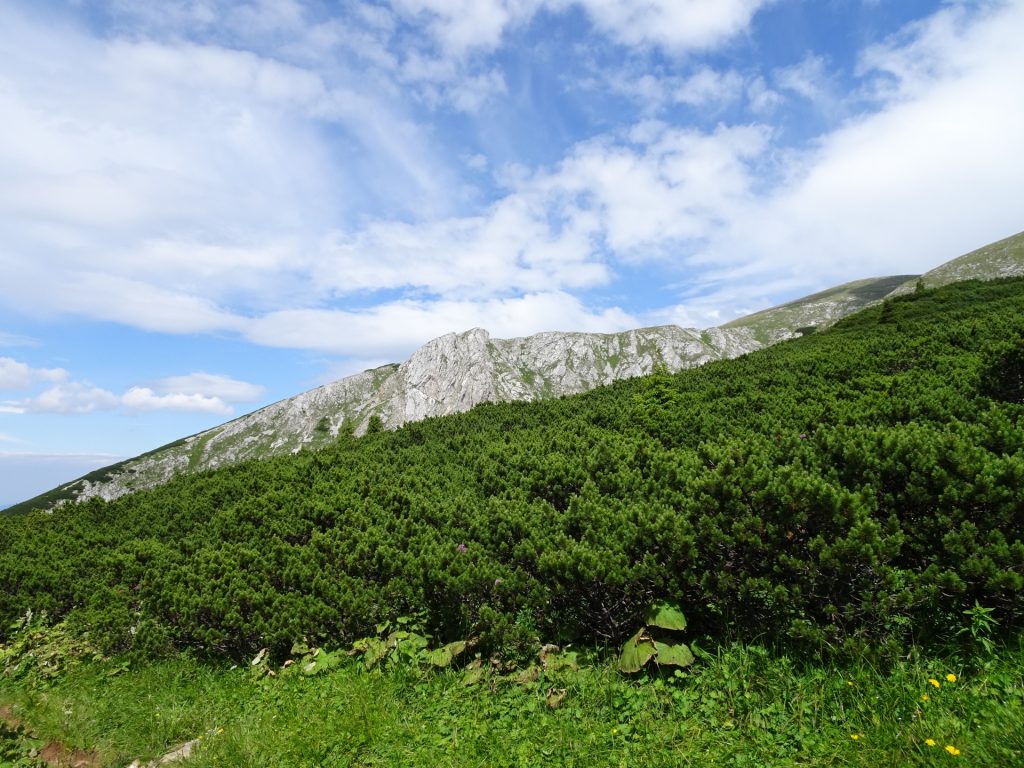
top-left (1, 371), bottom-right (265, 417)
top-left (388, 0), bottom-right (769, 55)
top-left (569, 0), bottom-right (769, 52)
top-left (0, 0), bottom-right (1020, 363)
top-left (0, 357), bottom-right (67, 391)
top-left (0, 1), bottom-right (454, 317)
top-left (656, 1), bottom-right (1024, 321)
top-left (6, 383), bottom-right (120, 415)
top-left (246, 292), bottom-right (639, 358)
top-left (121, 388), bottom-right (233, 416)
top-left (151, 373), bottom-right (266, 403)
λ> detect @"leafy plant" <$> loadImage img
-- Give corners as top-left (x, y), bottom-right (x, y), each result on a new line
top-left (618, 602), bottom-right (695, 673)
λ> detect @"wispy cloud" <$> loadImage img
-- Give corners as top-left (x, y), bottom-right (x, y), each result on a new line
top-left (151, 373), bottom-right (266, 403)
top-left (0, 332), bottom-right (38, 349)
top-left (0, 0), bottom-right (1019, 367)
top-left (0, 357), bottom-right (67, 391)
top-left (1, 372), bottom-right (265, 417)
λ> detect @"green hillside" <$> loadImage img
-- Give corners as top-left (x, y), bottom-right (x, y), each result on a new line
top-left (1, 278), bottom-right (1022, 662)
top-left (915, 230), bottom-right (1024, 289)
top-left (721, 274), bottom-right (917, 344)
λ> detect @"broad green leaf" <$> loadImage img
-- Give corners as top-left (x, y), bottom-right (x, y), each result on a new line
top-left (645, 602), bottom-right (687, 631)
top-left (426, 640), bottom-right (467, 667)
top-left (618, 629), bottom-right (656, 673)
top-left (362, 637), bottom-right (390, 669)
top-left (302, 649), bottom-right (342, 675)
top-left (653, 640), bottom-right (695, 668)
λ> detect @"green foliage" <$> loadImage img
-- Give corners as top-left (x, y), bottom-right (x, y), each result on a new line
top-left (0, 720), bottom-right (45, 767)
top-left (1, 279), bottom-right (1023, 663)
top-left (2, 643), bottom-right (1023, 767)
top-left (619, 602), bottom-right (694, 673)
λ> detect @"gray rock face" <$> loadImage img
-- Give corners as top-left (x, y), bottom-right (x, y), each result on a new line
top-left (34, 230), bottom-right (1023, 510)
top-left (52, 323), bottom-right (760, 507)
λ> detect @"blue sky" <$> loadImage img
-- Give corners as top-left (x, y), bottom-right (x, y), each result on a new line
top-left (1, 0), bottom-right (1023, 506)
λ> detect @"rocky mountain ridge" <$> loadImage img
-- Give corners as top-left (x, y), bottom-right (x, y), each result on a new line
top-left (11, 229), bottom-right (1023, 513)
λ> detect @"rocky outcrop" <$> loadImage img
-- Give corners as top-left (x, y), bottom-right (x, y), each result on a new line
top-left (31, 230), bottom-right (1024, 511)
top-left (47, 324), bottom-right (762, 507)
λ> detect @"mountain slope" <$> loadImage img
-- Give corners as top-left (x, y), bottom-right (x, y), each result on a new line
top-left (888, 229), bottom-right (1024, 295)
top-left (721, 275), bottom-right (916, 344)
top-left (3, 278), bottom-right (1023, 658)
top-left (8, 230), bottom-right (1023, 514)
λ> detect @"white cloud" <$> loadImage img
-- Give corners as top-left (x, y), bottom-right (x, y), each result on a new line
top-left (152, 373), bottom-right (266, 403)
top-left (8, 383), bottom-right (121, 415)
top-left (534, 123), bottom-right (768, 257)
top-left (601, 67), bottom-right (747, 113)
top-left (761, 4), bottom-right (1021, 266)
top-left (0, 332), bottom-right (37, 348)
top-left (673, 67), bottom-right (745, 107)
top-left (246, 292), bottom-right (638, 357)
top-left (773, 54), bottom-right (830, 101)
top-left (0, 357), bottom-right (67, 391)
top-left (390, 0), bottom-right (532, 56)
top-left (122, 387), bottom-right (233, 416)
top-left (1, 370), bottom-right (263, 417)
top-left (746, 75), bottom-right (783, 113)
top-left (388, 0), bottom-right (769, 55)
top-left (570, 0), bottom-right (769, 52)
top-left (659, 1), bottom-right (1024, 321)
top-left (0, 2), bottom-right (455, 321)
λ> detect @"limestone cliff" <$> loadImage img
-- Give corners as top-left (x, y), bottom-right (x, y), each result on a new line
top-left (17, 229), bottom-right (1022, 512)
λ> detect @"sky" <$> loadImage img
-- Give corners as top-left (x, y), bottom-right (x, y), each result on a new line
top-left (1, 0), bottom-right (1023, 506)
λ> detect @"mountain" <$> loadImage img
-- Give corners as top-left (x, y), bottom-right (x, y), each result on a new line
top-left (914, 229), bottom-right (1024, 289)
top-left (8, 230), bottom-right (1023, 514)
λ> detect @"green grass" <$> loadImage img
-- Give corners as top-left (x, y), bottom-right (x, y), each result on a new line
top-left (2, 641), bottom-right (1022, 767)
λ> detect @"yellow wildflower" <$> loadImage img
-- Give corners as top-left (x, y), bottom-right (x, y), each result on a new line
top-left (928, 678), bottom-right (941, 688)
top-left (946, 673), bottom-right (957, 683)
top-left (945, 745), bottom-right (961, 756)
top-left (921, 693), bottom-right (929, 701)
top-left (925, 739), bottom-right (936, 747)
top-left (850, 734), bottom-right (862, 741)
top-left (847, 680), bottom-right (854, 686)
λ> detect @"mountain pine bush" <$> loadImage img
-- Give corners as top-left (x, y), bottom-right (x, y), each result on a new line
top-left (1, 279), bottom-right (1022, 660)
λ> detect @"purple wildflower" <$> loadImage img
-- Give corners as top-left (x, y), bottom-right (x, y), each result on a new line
top-left (457, 543), bottom-right (467, 553)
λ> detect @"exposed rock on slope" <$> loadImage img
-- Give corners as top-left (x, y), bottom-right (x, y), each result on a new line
top-left (59, 324), bottom-right (756, 505)
top-left (14, 229), bottom-right (1023, 513)
top-left (897, 230), bottom-right (1024, 292)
